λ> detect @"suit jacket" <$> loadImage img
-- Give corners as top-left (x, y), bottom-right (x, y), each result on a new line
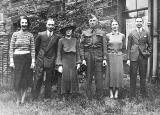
top-left (35, 31), bottom-right (59, 66)
top-left (127, 28), bottom-right (152, 61)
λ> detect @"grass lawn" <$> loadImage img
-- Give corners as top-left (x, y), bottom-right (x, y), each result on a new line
top-left (1, 77), bottom-right (160, 115)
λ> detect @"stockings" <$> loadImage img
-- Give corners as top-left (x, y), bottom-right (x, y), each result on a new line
top-left (16, 89), bottom-right (27, 105)
top-left (109, 87), bottom-right (119, 99)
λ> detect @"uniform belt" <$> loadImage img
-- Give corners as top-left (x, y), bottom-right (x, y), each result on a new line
top-left (107, 49), bottom-right (122, 53)
top-left (84, 45), bottom-right (102, 49)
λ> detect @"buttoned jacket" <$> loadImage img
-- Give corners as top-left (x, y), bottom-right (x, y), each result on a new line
top-left (127, 28), bottom-right (152, 61)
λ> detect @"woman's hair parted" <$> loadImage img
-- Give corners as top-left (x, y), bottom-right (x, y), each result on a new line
top-left (110, 19), bottom-right (119, 26)
top-left (17, 15), bottom-right (31, 28)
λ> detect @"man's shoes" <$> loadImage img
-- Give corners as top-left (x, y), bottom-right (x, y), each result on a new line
top-left (140, 93), bottom-right (149, 99)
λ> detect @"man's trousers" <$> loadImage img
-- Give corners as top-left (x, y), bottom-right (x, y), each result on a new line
top-left (130, 54), bottom-right (148, 98)
top-left (33, 67), bottom-right (56, 99)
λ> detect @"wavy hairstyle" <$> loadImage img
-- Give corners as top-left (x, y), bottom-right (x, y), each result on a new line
top-left (17, 15), bottom-right (31, 29)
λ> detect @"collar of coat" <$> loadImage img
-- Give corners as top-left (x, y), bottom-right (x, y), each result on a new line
top-left (82, 28), bottom-right (104, 36)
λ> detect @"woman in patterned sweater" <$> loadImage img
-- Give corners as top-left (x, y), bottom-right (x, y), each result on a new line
top-left (9, 16), bottom-right (35, 105)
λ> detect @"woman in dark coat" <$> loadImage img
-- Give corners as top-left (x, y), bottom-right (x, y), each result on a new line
top-left (106, 20), bottom-right (126, 99)
top-left (56, 25), bottom-right (81, 100)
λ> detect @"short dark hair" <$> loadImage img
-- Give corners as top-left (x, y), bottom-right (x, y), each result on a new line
top-left (17, 15), bottom-right (31, 28)
top-left (135, 17), bottom-right (144, 22)
top-left (46, 16), bottom-right (55, 24)
top-left (88, 14), bottom-right (98, 21)
top-left (110, 19), bottom-right (119, 26)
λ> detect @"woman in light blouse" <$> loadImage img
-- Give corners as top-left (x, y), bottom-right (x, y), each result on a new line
top-left (9, 16), bottom-right (35, 105)
top-left (106, 20), bottom-right (126, 99)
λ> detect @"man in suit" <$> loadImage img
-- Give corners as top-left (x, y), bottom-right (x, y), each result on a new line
top-left (127, 17), bottom-right (152, 98)
top-left (33, 17), bottom-right (59, 99)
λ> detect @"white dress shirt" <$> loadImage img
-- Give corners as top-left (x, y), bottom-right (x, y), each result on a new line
top-left (47, 30), bottom-right (53, 37)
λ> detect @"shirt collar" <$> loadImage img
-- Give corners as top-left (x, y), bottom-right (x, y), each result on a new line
top-left (47, 30), bottom-right (53, 37)
top-left (136, 27), bottom-right (143, 32)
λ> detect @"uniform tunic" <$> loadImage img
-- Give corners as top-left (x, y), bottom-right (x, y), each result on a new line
top-left (56, 37), bottom-right (81, 94)
top-left (106, 32), bottom-right (126, 88)
top-left (80, 28), bottom-right (107, 98)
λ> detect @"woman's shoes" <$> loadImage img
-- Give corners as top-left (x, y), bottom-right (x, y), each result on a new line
top-left (110, 89), bottom-right (119, 99)
top-left (110, 90), bottom-right (114, 99)
top-left (114, 90), bottom-right (118, 99)
top-left (21, 91), bottom-right (26, 104)
top-left (16, 90), bottom-right (27, 106)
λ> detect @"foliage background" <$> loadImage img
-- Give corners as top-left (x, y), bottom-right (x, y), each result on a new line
top-left (8, 0), bottom-right (96, 36)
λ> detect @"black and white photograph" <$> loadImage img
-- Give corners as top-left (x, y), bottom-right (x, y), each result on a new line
top-left (0, 0), bottom-right (159, 114)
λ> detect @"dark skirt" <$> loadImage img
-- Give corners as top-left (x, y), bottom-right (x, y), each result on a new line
top-left (13, 53), bottom-right (33, 92)
top-left (61, 52), bottom-right (79, 94)
top-left (108, 53), bottom-right (123, 88)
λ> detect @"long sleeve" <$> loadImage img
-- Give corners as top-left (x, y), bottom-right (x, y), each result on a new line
top-left (147, 32), bottom-right (152, 54)
top-left (9, 32), bottom-right (17, 60)
top-left (79, 33), bottom-right (85, 60)
top-left (76, 38), bottom-right (81, 64)
top-left (35, 33), bottom-right (41, 58)
top-left (56, 39), bottom-right (63, 66)
top-left (127, 33), bottom-right (132, 60)
top-left (122, 34), bottom-right (126, 54)
top-left (103, 33), bottom-right (108, 60)
top-left (122, 34), bottom-right (127, 61)
top-left (30, 34), bottom-right (35, 63)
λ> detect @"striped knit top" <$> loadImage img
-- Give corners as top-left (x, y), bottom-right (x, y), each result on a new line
top-left (9, 30), bottom-right (35, 60)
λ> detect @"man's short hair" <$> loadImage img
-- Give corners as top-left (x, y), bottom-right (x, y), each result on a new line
top-left (88, 14), bottom-right (98, 21)
top-left (46, 17), bottom-right (55, 24)
top-left (135, 17), bottom-right (144, 22)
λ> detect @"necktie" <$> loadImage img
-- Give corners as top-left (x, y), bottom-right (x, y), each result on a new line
top-left (138, 29), bottom-right (142, 38)
top-left (48, 32), bottom-right (52, 37)
top-left (138, 28), bottom-right (141, 33)
top-left (91, 29), bottom-right (94, 33)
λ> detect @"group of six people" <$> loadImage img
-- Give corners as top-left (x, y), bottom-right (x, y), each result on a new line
top-left (9, 14), bottom-right (151, 105)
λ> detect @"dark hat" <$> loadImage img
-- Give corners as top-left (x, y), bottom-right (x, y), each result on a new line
top-left (60, 24), bottom-right (76, 35)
